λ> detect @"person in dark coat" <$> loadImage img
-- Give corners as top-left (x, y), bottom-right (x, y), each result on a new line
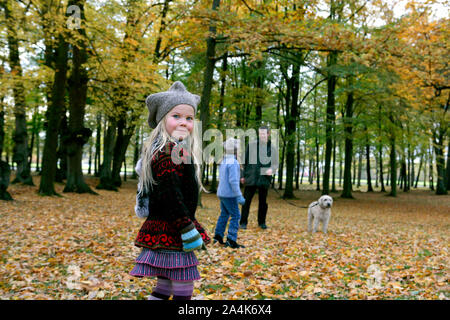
top-left (239, 126), bottom-right (278, 230)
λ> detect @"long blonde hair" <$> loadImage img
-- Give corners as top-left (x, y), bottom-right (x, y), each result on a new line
top-left (138, 117), bottom-right (204, 195)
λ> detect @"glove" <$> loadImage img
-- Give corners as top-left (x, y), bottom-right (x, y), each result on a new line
top-left (181, 225), bottom-right (204, 252)
top-left (238, 195), bottom-right (246, 205)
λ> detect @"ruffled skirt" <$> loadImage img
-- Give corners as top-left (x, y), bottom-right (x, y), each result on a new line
top-left (129, 248), bottom-right (200, 281)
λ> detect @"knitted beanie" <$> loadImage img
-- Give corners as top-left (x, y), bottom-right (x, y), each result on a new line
top-left (224, 138), bottom-right (240, 154)
top-left (146, 81), bottom-right (201, 129)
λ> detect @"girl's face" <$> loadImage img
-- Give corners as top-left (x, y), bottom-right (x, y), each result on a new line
top-left (165, 104), bottom-right (195, 141)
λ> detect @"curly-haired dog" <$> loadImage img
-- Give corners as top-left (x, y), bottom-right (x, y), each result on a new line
top-left (307, 195), bottom-right (333, 233)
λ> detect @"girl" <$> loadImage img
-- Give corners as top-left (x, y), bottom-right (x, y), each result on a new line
top-left (213, 138), bottom-right (246, 249)
top-left (130, 81), bottom-right (210, 300)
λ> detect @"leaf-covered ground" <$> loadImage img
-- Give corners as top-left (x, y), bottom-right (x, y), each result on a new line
top-left (1, 176), bottom-right (448, 300)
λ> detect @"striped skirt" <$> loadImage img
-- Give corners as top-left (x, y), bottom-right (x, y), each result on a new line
top-left (129, 248), bottom-right (200, 281)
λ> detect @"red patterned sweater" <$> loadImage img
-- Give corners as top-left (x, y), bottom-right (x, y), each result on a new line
top-left (134, 142), bottom-right (210, 251)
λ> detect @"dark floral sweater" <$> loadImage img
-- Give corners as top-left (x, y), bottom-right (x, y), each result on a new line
top-left (134, 141), bottom-right (210, 251)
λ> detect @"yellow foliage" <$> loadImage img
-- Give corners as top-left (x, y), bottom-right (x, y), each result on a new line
top-left (1, 176), bottom-right (449, 300)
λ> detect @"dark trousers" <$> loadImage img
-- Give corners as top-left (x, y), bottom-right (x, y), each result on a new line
top-left (239, 185), bottom-right (268, 226)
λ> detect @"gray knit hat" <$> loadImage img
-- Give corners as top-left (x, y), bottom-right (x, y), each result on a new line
top-left (146, 81), bottom-right (201, 128)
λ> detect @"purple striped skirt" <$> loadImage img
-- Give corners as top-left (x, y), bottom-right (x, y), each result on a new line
top-left (130, 248), bottom-right (200, 281)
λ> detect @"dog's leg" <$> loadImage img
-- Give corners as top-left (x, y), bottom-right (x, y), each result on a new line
top-left (323, 215), bottom-right (330, 234)
top-left (312, 216), bottom-right (319, 233)
top-left (307, 210), bottom-right (312, 232)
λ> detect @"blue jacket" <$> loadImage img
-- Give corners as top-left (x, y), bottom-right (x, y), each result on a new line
top-left (217, 155), bottom-right (244, 200)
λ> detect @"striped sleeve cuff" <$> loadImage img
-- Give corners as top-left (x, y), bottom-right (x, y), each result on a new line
top-left (181, 228), bottom-right (200, 242)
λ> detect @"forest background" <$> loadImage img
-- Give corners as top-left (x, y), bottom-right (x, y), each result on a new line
top-left (0, 0), bottom-right (449, 199)
top-left (0, 0), bottom-right (449, 301)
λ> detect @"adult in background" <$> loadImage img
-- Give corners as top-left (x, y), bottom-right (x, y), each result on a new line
top-left (240, 126), bottom-right (278, 230)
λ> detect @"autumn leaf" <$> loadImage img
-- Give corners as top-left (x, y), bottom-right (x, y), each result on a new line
top-left (1, 176), bottom-right (449, 300)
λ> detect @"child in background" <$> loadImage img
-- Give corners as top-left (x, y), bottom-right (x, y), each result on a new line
top-left (213, 138), bottom-right (246, 249)
top-left (130, 81), bottom-right (210, 300)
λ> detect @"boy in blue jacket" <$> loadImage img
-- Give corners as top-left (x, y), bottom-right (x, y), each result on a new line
top-left (213, 138), bottom-right (246, 249)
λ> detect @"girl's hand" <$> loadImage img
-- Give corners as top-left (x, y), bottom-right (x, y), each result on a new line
top-left (181, 226), bottom-right (204, 252)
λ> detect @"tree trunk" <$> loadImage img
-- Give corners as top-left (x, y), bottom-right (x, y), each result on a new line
top-left (315, 135), bottom-right (320, 191)
top-left (429, 162), bottom-right (434, 190)
top-left (388, 134), bottom-right (397, 197)
top-left (96, 119), bottom-right (117, 191)
top-left (295, 133), bottom-right (300, 189)
top-left (205, 164), bottom-right (210, 185)
top-left (2, 0), bottom-right (33, 185)
top-left (36, 126), bottom-right (41, 173)
top-left (95, 113), bottom-right (102, 177)
top-left (331, 131), bottom-right (337, 192)
top-left (64, 0), bottom-right (95, 194)
top-left (198, 0), bottom-right (221, 207)
top-left (278, 139), bottom-right (285, 190)
top-left (365, 132), bottom-right (373, 192)
top-left (339, 140), bottom-right (343, 186)
top-left (313, 82), bottom-right (320, 191)
top-left (341, 83), bottom-right (354, 199)
top-left (123, 158), bottom-right (127, 181)
top-left (131, 126), bottom-right (140, 180)
top-left (39, 34), bottom-right (68, 196)
top-left (375, 151), bottom-right (378, 188)
top-left (111, 118), bottom-right (134, 187)
top-left (0, 100), bottom-right (5, 160)
top-left (300, 155), bottom-right (305, 185)
top-left (423, 153), bottom-right (427, 187)
top-left (378, 103), bottom-right (385, 192)
top-left (446, 139), bottom-right (450, 191)
top-left (284, 63), bottom-right (300, 199)
top-left (415, 155), bottom-right (423, 188)
top-left (357, 148), bottom-right (362, 188)
top-left (409, 147), bottom-right (415, 188)
top-left (153, 0), bottom-right (171, 62)
top-left (428, 145), bottom-right (434, 190)
top-left (28, 106), bottom-right (38, 170)
top-left (56, 113), bottom-right (69, 183)
top-left (199, 0), bottom-right (221, 143)
top-left (278, 66), bottom-right (291, 192)
top-left (88, 143), bottom-right (92, 175)
top-left (379, 144), bottom-right (385, 192)
top-left (0, 102), bottom-right (12, 200)
top-left (0, 160), bottom-right (12, 201)
top-left (433, 129), bottom-right (447, 195)
top-left (401, 159), bottom-right (408, 192)
top-left (210, 53), bottom-right (228, 193)
top-left (323, 51), bottom-right (337, 195)
top-left (255, 60), bottom-right (264, 124)
top-left (211, 52), bottom-right (228, 193)
top-left (386, 167), bottom-right (390, 186)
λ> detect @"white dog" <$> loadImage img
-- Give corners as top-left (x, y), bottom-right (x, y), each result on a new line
top-left (307, 195), bottom-right (333, 234)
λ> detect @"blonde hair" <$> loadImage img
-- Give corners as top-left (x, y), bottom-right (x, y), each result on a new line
top-left (138, 116), bottom-right (205, 195)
